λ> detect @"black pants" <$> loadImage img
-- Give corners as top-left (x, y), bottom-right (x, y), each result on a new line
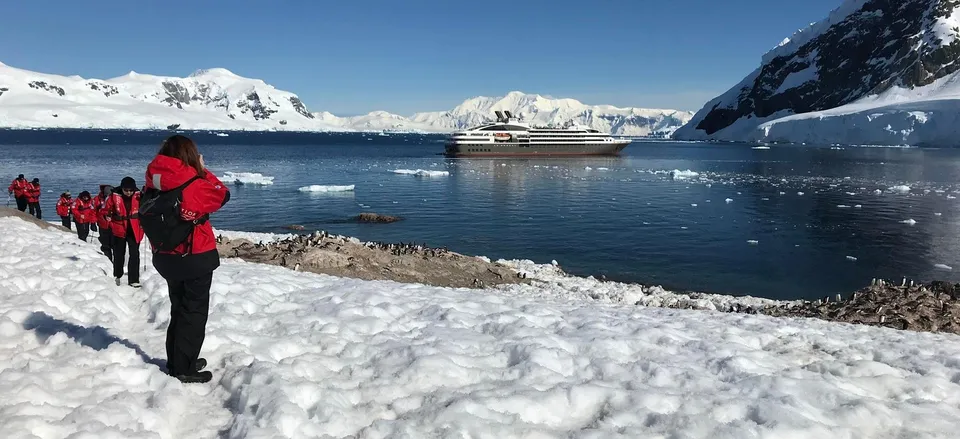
top-left (28, 202), bottom-right (40, 219)
top-left (112, 233), bottom-right (140, 284)
top-left (15, 196), bottom-right (27, 212)
top-left (76, 222), bottom-right (90, 241)
top-left (99, 228), bottom-right (114, 261)
top-left (166, 273), bottom-right (213, 376)
top-left (61, 216), bottom-right (71, 229)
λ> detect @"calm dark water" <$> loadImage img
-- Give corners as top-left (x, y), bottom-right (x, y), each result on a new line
top-left (3, 128), bottom-right (960, 301)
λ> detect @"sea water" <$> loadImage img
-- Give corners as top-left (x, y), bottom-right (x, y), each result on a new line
top-left (3, 129), bottom-right (960, 300)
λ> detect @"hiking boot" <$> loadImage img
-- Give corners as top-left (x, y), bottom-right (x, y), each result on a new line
top-left (175, 370), bottom-right (213, 384)
top-left (165, 358), bottom-right (207, 374)
top-left (129, 282), bottom-right (141, 288)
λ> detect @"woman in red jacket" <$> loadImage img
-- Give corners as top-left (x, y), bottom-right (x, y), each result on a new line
top-left (55, 191), bottom-right (73, 229)
top-left (93, 185), bottom-right (114, 261)
top-left (145, 134), bottom-right (229, 384)
top-left (8, 174), bottom-right (29, 212)
top-left (26, 178), bottom-right (41, 219)
top-left (106, 177), bottom-right (144, 288)
top-left (72, 191), bottom-right (97, 242)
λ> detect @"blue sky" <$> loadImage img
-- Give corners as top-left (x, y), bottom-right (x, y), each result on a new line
top-left (0, 0), bottom-right (841, 115)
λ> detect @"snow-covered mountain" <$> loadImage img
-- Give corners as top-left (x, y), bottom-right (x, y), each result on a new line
top-left (411, 91), bottom-right (693, 136)
top-left (674, 0), bottom-right (960, 146)
top-left (0, 61), bottom-right (691, 135)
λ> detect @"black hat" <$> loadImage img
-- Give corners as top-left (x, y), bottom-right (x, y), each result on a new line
top-left (32, 178), bottom-right (39, 183)
top-left (17, 174), bottom-right (24, 179)
top-left (79, 190), bottom-right (91, 199)
top-left (120, 177), bottom-right (137, 190)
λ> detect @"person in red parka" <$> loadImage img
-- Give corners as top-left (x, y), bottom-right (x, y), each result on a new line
top-left (105, 177), bottom-right (143, 287)
top-left (8, 174), bottom-right (29, 212)
top-left (93, 185), bottom-right (113, 261)
top-left (26, 178), bottom-right (41, 219)
top-left (56, 191), bottom-right (73, 229)
top-left (145, 135), bottom-right (230, 384)
top-left (72, 191), bottom-right (97, 242)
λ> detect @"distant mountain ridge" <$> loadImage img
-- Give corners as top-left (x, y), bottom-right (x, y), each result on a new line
top-left (0, 62), bottom-right (692, 135)
top-left (674, 0), bottom-right (960, 146)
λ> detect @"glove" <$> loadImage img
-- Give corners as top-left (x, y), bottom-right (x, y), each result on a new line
top-left (129, 213), bottom-right (139, 219)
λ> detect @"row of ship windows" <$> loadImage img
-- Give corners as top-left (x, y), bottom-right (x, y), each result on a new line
top-left (461, 144), bottom-right (586, 149)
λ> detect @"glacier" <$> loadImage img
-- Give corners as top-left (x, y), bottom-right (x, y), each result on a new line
top-left (0, 61), bottom-right (691, 136)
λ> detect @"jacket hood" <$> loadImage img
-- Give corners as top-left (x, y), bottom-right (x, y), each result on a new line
top-left (146, 155), bottom-right (202, 191)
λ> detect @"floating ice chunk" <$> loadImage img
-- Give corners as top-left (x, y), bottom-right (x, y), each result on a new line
top-left (670, 169), bottom-right (699, 180)
top-left (948, 195), bottom-right (957, 199)
top-left (901, 219), bottom-right (917, 225)
top-left (779, 191), bottom-right (786, 195)
top-left (797, 192), bottom-right (805, 196)
top-left (874, 189), bottom-right (883, 195)
top-left (935, 212), bottom-right (943, 216)
top-left (691, 204), bottom-right (698, 207)
top-left (221, 172), bottom-right (275, 185)
top-left (854, 205), bottom-right (862, 208)
top-left (888, 185), bottom-right (911, 193)
top-left (761, 197), bottom-right (770, 201)
top-left (935, 264), bottom-right (953, 271)
top-left (298, 185), bottom-right (355, 192)
top-left (751, 146), bottom-right (771, 150)
top-left (584, 166), bottom-right (593, 170)
top-left (845, 192), bottom-right (856, 196)
top-left (725, 198), bottom-right (733, 203)
top-left (597, 167), bottom-right (609, 171)
top-left (747, 240), bottom-right (759, 245)
top-left (846, 256), bottom-right (858, 261)
top-left (391, 169), bottom-right (450, 177)
top-left (837, 205), bottom-right (851, 208)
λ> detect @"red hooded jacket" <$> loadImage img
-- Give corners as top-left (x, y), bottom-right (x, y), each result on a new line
top-left (93, 188), bottom-right (112, 230)
top-left (8, 178), bottom-right (28, 197)
top-left (105, 191), bottom-right (144, 242)
top-left (25, 182), bottom-right (40, 203)
top-left (72, 197), bottom-right (97, 224)
top-left (56, 194), bottom-right (73, 217)
top-left (144, 155), bottom-right (229, 255)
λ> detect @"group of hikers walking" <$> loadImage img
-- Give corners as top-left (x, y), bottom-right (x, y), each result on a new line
top-left (7, 175), bottom-right (43, 218)
top-left (8, 135), bottom-right (231, 384)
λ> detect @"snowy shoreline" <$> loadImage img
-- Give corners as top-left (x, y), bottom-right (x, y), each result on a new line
top-left (5, 210), bottom-right (960, 437)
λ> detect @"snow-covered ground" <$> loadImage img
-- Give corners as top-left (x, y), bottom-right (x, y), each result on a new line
top-left (4, 217), bottom-right (960, 437)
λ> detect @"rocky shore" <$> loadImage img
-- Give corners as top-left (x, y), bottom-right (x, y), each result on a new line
top-left (216, 232), bottom-right (526, 289)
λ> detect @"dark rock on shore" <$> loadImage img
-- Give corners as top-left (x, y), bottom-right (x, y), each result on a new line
top-left (762, 279), bottom-right (960, 334)
top-left (353, 213), bottom-right (402, 223)
top-left (217, 231), bottom-right (525, 289)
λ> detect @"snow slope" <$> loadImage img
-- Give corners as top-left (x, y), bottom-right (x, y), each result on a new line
top-left (5, 217), bottom-right (960, 437)
top-left (674, 0), bottom-right (960, 146)
top-left (0, 62), bottom-right (690, 135)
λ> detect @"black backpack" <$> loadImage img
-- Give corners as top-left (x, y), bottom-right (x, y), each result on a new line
top-left (139, 176), bottom-right (203, 252)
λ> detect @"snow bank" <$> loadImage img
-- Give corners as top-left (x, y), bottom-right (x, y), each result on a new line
top-left (391, 169), bottom-right (450, 177)
top-left (6, 216), bottom-right (960, 437)
top-left (221, 172), bottom-right (275, 186)
top-left (297, 184), bottom-right (355, 193)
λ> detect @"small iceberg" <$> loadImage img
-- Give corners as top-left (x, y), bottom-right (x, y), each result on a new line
top-left (846, 256), bottom-right (858, 261)
top-left (670, 169), bottom-right (699, 180)
top-left (751, 146), bottom-right (771, 150)
top-left (935, 264), bottom-right (953, 271)
top-left (221, 172), bottom-right (275, 186)
top-left (747, 240), bottom-right (759, 245)
top-left (215, 132), bottom-right (230, 137)
top-left (725, 198), bottom-right (733, 203)
top-left (298, 185), bottom-right (355, 193)
top-left (391, 169), bottom-right (450, 177)
top-left (888, 185), bottom-right (911, 193)
top-left (901, 219), bottom-right (917, 225)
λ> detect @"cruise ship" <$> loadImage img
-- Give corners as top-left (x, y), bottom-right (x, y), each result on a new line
top-left (444, 111), bottom-right (632, 157)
